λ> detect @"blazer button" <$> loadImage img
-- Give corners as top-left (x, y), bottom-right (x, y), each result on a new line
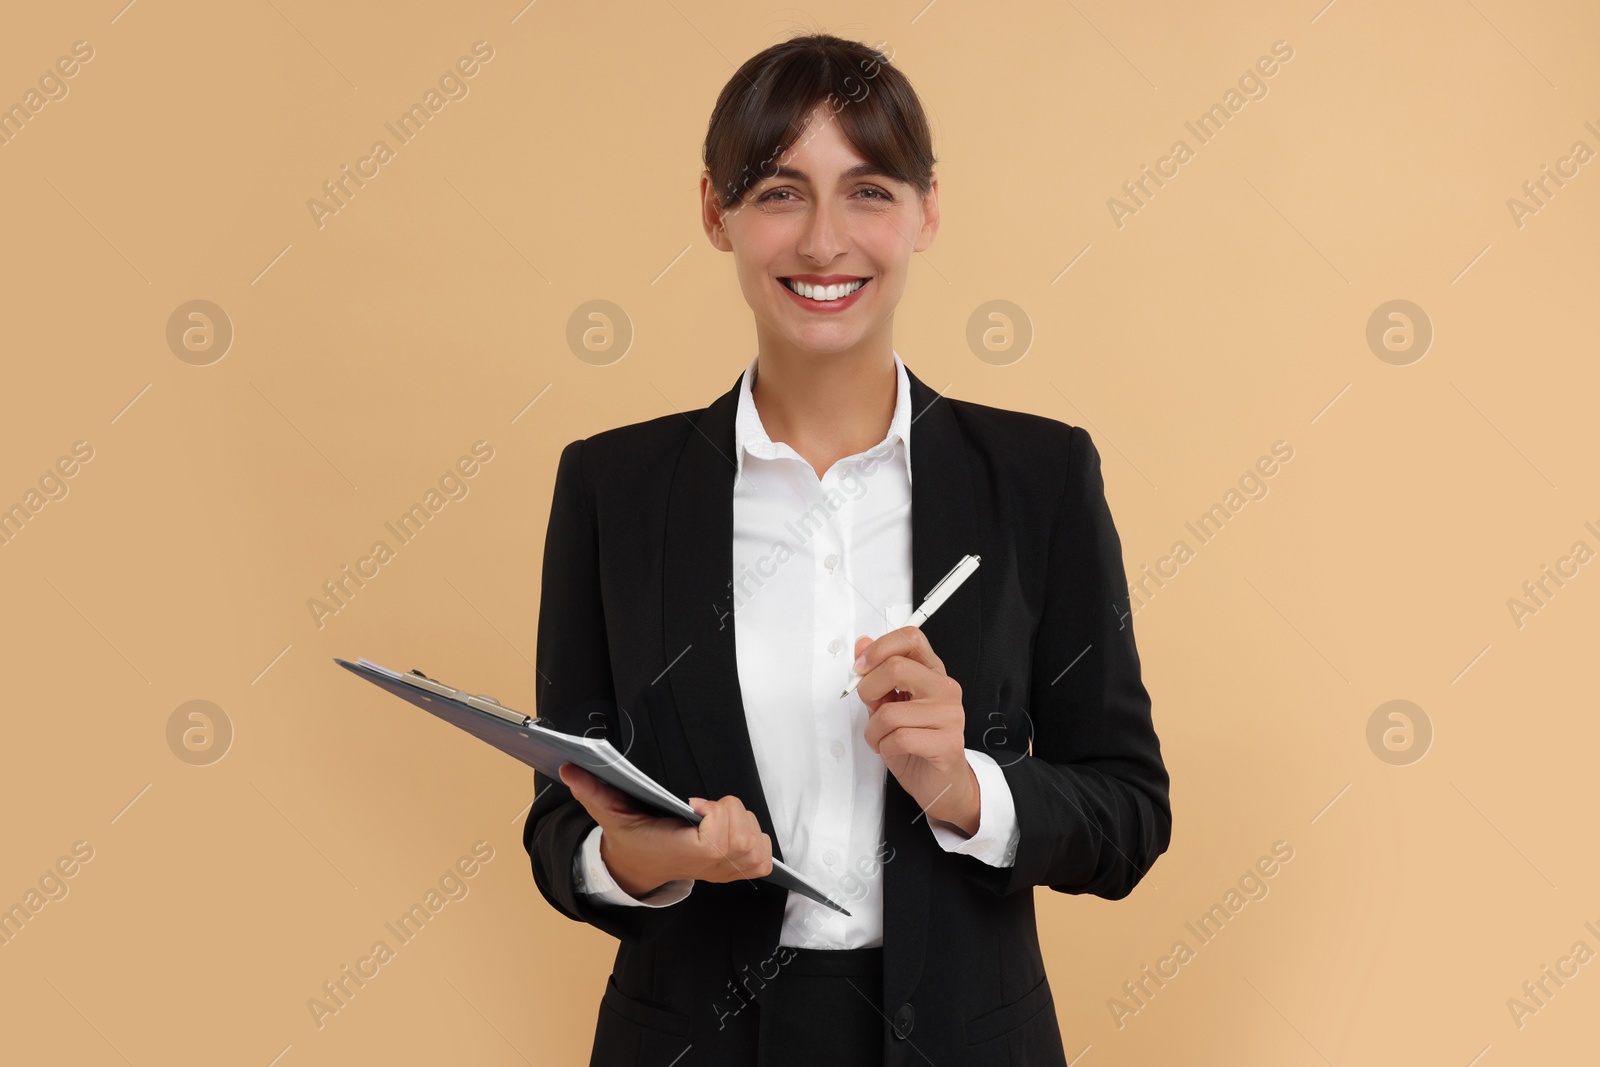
top-left (892, 1002), bottom-right (914, 1039)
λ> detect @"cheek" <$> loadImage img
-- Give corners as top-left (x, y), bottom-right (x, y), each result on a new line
top-left (732, 233), bottom-right (790, 283)
top-left (732, 258), bottom-right (782, 307)
top-left (863, 208), bottom-right (917, 246)
top-left (857, 252), bottom-right (907, 297)
top-left (851, 227), bottom-right (902, 265)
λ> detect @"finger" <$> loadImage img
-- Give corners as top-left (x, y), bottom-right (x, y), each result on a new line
top-left (559, 765), bottom-right (609, 824)
top-left (562, 763), bottom-right (647, 823)
top-left (854, 624), bottom-right (943, 677)
top-left (862, 700), bottom-right (941, 751)
top-left (875, 723), bottom-right (948, 761)
top-left (743, 832), bottom-right (774, 876)
top-left (856, 657), bottom-right (943, 707)
top-left (851, 639), bottom-right (915, 703)
top-left (697, 800), bottom-right (730, 857)
top-left (727, 802), bottom-right (762, 855)
top-left (702, 801), bottom-right (763, 879)
top-left (559, 763), bottom-right (598, 806)
top-left (728, 817), bottom-right (750, 856)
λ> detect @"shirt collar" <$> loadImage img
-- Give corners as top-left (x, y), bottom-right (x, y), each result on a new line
top-left (734, 351), bottom-right (913, 487)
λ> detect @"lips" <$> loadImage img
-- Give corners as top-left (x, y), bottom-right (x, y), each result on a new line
top-left (779, 276), bottom-right (870, 302)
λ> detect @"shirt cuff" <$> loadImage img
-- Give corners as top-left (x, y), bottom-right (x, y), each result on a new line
top-left (928, 749), bottom-right (1021, 867)
top-left (573, 824), bottom-right (695, 907)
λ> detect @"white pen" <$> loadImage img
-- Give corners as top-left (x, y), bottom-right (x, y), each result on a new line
top-left (839, 553), bottom-right (981, 699)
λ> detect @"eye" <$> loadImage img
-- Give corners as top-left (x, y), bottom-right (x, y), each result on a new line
top-left (755, 186), bottom-right (896, 203)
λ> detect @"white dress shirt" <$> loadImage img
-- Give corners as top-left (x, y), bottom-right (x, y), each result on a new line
top-left (573, 352), bottom-right (1020, 948)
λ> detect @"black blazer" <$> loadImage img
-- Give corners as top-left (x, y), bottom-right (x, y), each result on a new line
top-left (523, 363), bottom-right (1172, 1066)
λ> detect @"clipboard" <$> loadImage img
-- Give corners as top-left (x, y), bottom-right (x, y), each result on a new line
top-left (335, 656), bottom-right (849, 915)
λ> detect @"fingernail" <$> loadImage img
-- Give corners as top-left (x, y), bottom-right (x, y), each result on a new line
top-left (853, 654), bottom-right (866, 673)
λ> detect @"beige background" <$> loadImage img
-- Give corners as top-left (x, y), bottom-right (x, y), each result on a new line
top-left (2, 0), bottom-right (1596, 1063)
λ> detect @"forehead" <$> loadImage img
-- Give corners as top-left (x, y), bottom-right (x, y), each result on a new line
top-left (787, 108), bottom-right (858, 155)
top-left (764, 160), bottom-right (897, 184)
top-left (763, 113), bottom-right (897, 184)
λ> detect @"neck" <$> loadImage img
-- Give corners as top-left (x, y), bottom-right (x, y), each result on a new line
top-left (749, 333), bottom-right (898, 470)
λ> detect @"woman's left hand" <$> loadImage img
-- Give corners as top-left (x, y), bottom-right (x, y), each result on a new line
top-left (852, 626), bottom-right (980, 836)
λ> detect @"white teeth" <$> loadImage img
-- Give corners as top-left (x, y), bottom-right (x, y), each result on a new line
top-left (785, 278), bottom-right (866, 301)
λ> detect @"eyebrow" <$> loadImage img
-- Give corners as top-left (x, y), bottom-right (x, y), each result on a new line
top-left (763, 163), bottom-right (898, 184)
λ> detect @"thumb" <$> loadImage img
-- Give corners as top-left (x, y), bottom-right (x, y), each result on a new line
top-left (560, 763), bottom-right (635, 823)
top-left (559, 764), bottom-right (600, 808)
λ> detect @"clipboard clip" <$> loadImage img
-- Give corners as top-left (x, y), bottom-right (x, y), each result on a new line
top-left (406, 668), bottom-right (526, 727)
top-left (412, 669), bottom-right (502, 707)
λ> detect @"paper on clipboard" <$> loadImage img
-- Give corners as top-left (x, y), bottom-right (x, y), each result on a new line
top-left (335, 657), bottom-right (849, 915)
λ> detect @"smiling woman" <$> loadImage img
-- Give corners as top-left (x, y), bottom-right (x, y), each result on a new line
top-left (524, 31), bottom-right (1170, 1067)
top-left (697, 38), bottom-right (939, 404)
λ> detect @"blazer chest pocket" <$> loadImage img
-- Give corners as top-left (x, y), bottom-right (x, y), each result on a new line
top-left (965, 974), bottom-right (1054, 1045)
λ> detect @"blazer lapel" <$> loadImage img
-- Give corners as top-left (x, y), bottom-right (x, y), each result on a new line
top-left (662, 367), bottom-right (790, 984)
top-left (885, 367), bottom-right (983, 1010)
top-left (662, 368), bottom-right (777, 847)
top-left (661, 361), bottom-right (983, 1005)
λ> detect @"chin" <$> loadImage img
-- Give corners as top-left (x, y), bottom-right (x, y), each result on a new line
top-left (788, 335), bottom-right (868, 358)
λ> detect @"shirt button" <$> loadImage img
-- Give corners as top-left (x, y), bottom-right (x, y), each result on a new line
top-left (823, 849), bottom-right (838, 866)
top-left (824, 553), bottom-right (838, 570)
top-left (830, 740), bottom-right (845, 759)
top-left (827, 638), bottom-right (843, 654)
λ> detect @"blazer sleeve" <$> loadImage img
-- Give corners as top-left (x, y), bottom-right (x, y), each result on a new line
top-left (521, 438), bottom-right (691, 945)
top-left (963, 424), bottom-right (1172, 900)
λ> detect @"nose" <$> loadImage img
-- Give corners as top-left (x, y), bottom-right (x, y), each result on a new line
top-left (796, 193), bottom-right (848, 265)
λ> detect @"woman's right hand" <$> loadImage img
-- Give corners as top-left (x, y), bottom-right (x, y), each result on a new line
top-left (558, 763), bottom-right (774, 898)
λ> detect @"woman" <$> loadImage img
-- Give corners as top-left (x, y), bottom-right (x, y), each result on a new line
top-left (524, 32), bottom-right (1171, 1067)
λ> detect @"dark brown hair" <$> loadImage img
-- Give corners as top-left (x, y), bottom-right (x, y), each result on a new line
top-left (702, 33), bottom-right (937, 210)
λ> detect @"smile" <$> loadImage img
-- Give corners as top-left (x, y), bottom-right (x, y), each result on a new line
top-left (777, 276), bottom-right (870, 310)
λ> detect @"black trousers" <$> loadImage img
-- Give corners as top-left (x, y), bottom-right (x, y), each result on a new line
top-left (757, 945), bottom-right (884, 1066)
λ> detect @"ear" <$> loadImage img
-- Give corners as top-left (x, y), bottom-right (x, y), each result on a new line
top-left (913, 174), bottom-right (939, 252)
top-left (701, 170), bottom-right (735, 252)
